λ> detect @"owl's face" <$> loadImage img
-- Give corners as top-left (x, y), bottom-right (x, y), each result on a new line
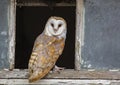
top-left (45, 16), bottom-right (67, 38)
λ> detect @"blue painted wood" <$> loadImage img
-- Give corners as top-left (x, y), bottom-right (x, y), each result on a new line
top-left (0, 0), bottom-right (9, 69)
top-left (82, 0), bottom-right (120, 70)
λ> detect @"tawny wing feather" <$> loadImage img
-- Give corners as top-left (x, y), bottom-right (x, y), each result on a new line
top-left (28, 33), bottom-right (65, 82)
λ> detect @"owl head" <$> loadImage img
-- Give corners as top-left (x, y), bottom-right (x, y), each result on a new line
top-left (44, 16), bottom-right (67, 38)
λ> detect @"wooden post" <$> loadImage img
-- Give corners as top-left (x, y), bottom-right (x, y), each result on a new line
top-left (75, 0), bottom-right (85, 70)
top-left (8, 0), bottom-right (16, 70)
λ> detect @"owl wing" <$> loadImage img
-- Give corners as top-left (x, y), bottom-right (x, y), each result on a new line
top-left (28, 34), bottom-right (65, 82)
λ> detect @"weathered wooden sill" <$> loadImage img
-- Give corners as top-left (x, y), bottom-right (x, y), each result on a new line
top-left (17, 2), bottom-right (76, 6)
top-left (0, 69), bottom-right (120, 79)
top-left (0, 69), bottom-right (120, 84)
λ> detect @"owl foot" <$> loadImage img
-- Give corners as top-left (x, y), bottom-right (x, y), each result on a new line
top-left (52, 65), bottom-right (65, 73)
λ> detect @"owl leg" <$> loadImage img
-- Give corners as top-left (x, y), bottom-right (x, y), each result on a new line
top-left (52, 65), bottom-right (65, 73)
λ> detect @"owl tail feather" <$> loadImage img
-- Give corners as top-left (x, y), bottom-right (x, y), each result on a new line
top-left (29, 73), bottom-right (45, 83)
top-left (29, 72), bottom-right (46, 83)
top-left (29, 68), bottom-right (51, 83)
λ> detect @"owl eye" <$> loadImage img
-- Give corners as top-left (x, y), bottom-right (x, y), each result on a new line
top-left (51, 23), bottom-right (54, 27)
top-left (58, 24), bottom-right (62, 28)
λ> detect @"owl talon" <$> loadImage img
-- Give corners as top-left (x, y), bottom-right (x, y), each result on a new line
top-left (53, 65), bottom-right (65, 73)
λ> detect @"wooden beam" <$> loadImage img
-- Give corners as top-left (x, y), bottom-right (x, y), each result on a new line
top-left (0, 79), bottom-right (120, 84)
top-left (16, 2), bottom-right (75, 7)
top-left (0, 69), bottom-right (120, 80)
top-left (75, 0), bottom-right (84, 70)
top-left (8, 0), bottom-right (16, 70)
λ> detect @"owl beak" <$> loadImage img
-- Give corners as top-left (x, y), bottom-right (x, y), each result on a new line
top-left (53, 28), bottom-right (58, 33)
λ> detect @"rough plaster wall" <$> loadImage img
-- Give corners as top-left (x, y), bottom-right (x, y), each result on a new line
top-left (81, 0), bottom-right (120, 70)
top-left (0, 0), bottom-right (9, 69)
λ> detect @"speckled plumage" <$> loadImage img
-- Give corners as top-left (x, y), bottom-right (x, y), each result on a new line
top-left (28, 16), bottom-right (67, 82)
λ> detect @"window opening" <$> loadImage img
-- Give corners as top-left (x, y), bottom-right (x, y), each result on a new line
top-left (15, 1), bottom-right (76, 69)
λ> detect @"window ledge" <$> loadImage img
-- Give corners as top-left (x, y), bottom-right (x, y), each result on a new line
top-left (0, 79), bottom-right (120, 84)
top-left (0, 69), bottom-right (120, 79)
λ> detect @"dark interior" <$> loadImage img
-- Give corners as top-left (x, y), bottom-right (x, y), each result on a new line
top-left (15, 6), bottom-right (75, 69)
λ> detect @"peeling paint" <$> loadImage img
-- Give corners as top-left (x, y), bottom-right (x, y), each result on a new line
top-left (0, 31), bottom-right (7, 36)
top-left (88, 64), bottom-right (92, 68)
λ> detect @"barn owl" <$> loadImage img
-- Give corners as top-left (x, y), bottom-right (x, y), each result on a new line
top-left (28, 16), bottom-right (67, 82)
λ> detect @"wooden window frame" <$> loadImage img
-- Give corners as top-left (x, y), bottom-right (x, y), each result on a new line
top-left (0, 0), bottom-right (120, 84)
